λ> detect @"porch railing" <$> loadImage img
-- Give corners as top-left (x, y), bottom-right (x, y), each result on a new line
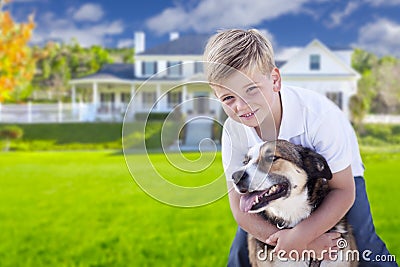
top-left (0, 102), bottom-right (129, 123)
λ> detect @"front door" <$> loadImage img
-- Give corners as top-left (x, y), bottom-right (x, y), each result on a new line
top-left (193, 92), bottom-right (209, 114)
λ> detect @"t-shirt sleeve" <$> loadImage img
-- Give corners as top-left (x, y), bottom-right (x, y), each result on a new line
top-left (221, 120), bottom-right (249, 181)
top-left (310, 107), bottom-right (353, 174)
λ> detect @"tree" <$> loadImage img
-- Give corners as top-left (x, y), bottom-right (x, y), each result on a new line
top-left (352, 48), bottom-right (378, 75)
top-left (370, 59), bottom-right (400, 114)
top-left (351, 48), bottom-right (400, 117)
top-left (31, 41), bottom-right (113, 101)
top-left (0, 0), bottom-right (36, 102)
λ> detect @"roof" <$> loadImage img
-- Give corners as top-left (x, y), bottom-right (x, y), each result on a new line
top-left (78, 63), bottom-right (135, 80)
top-left (275, 60), bottom-right (287, 68)
top-left (138, 34), bottom-right (210, 55)
top-left (69, 63), bottom-right (184, 84)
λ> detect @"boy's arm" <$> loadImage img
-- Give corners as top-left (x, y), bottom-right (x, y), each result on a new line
top-left (267, 165), bottom-right (356, 253)
top-left (227, 180), bottom-right (279, 241)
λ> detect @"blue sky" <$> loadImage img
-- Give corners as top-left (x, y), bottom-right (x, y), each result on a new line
top-left (7, 0), bottom-right (400, 58)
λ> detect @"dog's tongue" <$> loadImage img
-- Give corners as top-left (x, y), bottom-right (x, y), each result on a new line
top-left (240, 192), bottom-right (262, 213)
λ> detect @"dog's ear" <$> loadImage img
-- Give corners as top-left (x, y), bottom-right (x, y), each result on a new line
top-left (300, 148), bottom-right (332, 180)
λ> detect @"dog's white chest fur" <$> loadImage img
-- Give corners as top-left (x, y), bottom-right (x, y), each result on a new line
top-left (266, 189), bottom-right (312, 228)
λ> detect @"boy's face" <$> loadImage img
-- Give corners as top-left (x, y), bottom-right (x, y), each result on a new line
top-left (212, 68), bottom-right (281, 128)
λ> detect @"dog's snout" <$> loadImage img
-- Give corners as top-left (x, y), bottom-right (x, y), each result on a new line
top-left (232, 170), bottom-right (250, 194)
top-left (232, 170), bottom-right (248, 184)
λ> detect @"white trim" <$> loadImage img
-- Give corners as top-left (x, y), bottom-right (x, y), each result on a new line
top-left (69, 78), bottom-right (135, 85)
top-left (136, 55), bottom-right (203, 61)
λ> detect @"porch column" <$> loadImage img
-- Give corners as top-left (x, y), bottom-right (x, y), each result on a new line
top-left (130, 84), bottom-right (136, 121)
top-left (71, 85), bottom-right (76, 105)
top-left (92, 82), bottom-right (98, 106)
top-left (71, 84), bottom-right (76, 115)
top-left (182, 85), bottom-right (187, 114)
top-left (156, 83), bottom-right (161, 111)
top-left (92, 82), bottom-right (98, 121)
top-left (130, 84), bottom-right (136, 101)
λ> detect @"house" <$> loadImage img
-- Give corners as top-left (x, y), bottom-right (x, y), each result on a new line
top-left (68, 32), bottom-right (360, 122)
top-left (279, 39), bottom-right (361, 116)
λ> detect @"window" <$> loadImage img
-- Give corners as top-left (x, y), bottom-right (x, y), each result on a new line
top-left (121, 92), bottom-right (131, 103)
top-left (142, 61), bottom-right (157, 76)
top-left (167, 91), bottom-right (182, 108)
top-left (100, 92), bottom-right (115, 103)
top-left (142, 92), bottom-right (157, 109)
top-left (326, 92), bottom-right (343, 109)
top-left (99, 93), bottom-right (115, 111)
top-left (167, 61), bottom-right (182, 76)
top-left (194, 61), bottom-right (204, 74)
top-left (310, 54), bottom-right (320, 70)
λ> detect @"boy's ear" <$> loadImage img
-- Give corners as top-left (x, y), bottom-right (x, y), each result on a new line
top-left (271, 68), bottom-right (281, 91)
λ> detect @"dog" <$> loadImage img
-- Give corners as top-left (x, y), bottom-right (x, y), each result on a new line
top-left (231, 140), bottom-right (357, 267)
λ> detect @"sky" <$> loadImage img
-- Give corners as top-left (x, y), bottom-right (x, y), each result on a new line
top-left (6, 0), bottom-right (400, 59)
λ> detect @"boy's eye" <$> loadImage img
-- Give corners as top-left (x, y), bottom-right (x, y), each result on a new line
top-left (222, 95), bottom-right (234, 102)
top-left (246, 86), bottom-right (258, 93)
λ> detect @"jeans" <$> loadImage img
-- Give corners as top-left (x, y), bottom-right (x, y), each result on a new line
top-left (227, 176), bottom-right (398, 267)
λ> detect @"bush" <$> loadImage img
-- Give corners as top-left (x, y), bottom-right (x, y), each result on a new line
top-left (357, 123), bottom-right (400, 146)
top-left (0, 125), bottom-right (24, 151)
top-left (0, 125), bottom-right (23, 139)
top-left (361, 124), bottom-right (392, 142)
top-left (134, 112), bottom-right (170, 121)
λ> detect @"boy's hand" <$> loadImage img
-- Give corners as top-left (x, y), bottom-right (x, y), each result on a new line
top-left (265, 228), bottom-right (308, 260)
top-left (266, 230), bottom-right (341, 261)
top-left (307, 232), bottom-right (341, 260)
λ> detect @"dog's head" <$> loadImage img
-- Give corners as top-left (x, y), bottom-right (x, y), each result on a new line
top-left (232, 140), bottom-right (332, 216)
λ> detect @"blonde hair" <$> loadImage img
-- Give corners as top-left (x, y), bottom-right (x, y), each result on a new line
top-left (203, 29), bottom-right (275, 83)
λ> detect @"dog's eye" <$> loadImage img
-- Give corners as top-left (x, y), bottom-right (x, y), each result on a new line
top-left (267, 156), bottom-right (280, 162)
top-left (242, 156), bottom-right (251, 165)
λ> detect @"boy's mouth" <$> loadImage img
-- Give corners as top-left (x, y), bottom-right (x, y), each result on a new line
top-left (239, 109), bottom-right (258, 118)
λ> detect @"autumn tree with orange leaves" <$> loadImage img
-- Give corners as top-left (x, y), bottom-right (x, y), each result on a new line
top-left (0, 0), bottom-right (36, 102)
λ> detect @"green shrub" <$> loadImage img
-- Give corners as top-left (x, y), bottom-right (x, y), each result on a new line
top-left (0, 125), bottom-right (24, 151)
top-left (361, 124), bottom-right (392, 141)
top-left (134, 112), bottom-right (170, 121)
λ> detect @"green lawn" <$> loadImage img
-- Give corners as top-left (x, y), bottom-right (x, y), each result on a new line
top-left (0, 150), bottom-right (399, 266)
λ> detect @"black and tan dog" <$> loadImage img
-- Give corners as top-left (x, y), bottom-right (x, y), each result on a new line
top-left (232, 140), bottom-right (357, 267)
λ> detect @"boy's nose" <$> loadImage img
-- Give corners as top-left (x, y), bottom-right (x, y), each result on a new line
top-left (235, 98), bottom-right (249, 112)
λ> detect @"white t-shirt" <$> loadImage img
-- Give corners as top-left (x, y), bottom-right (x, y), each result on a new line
top-left (221, 85), bottom-right (365, 181)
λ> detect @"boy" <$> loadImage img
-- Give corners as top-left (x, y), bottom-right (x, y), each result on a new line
top-left (203, 29), bottom-right (396, 266)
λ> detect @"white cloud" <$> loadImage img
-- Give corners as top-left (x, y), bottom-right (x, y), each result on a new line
top-left (275, 47), bottom-right (302, 61)
top-left (146, 0), bottom-right (312, 34)
top-left (73, 3), bottom-right (104, 22)
top-left (355, 18), bottom-right (400, 57)
top-left (117, 39), bottom-right (134, 48)
top-left (12, 0), bottom-right (46, 2)
top-left (328, 2), bottom-right (360, 27)
top-left (363, 0), bottom-right (400, 6)
top-left (32, 11), bottom-right (124, 47)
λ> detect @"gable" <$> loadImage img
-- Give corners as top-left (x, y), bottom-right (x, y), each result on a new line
top-left (280, 40), bottom-right (359, 77)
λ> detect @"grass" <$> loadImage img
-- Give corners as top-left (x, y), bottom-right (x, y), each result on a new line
top-left (0, 149), bottom-right (399, 266)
